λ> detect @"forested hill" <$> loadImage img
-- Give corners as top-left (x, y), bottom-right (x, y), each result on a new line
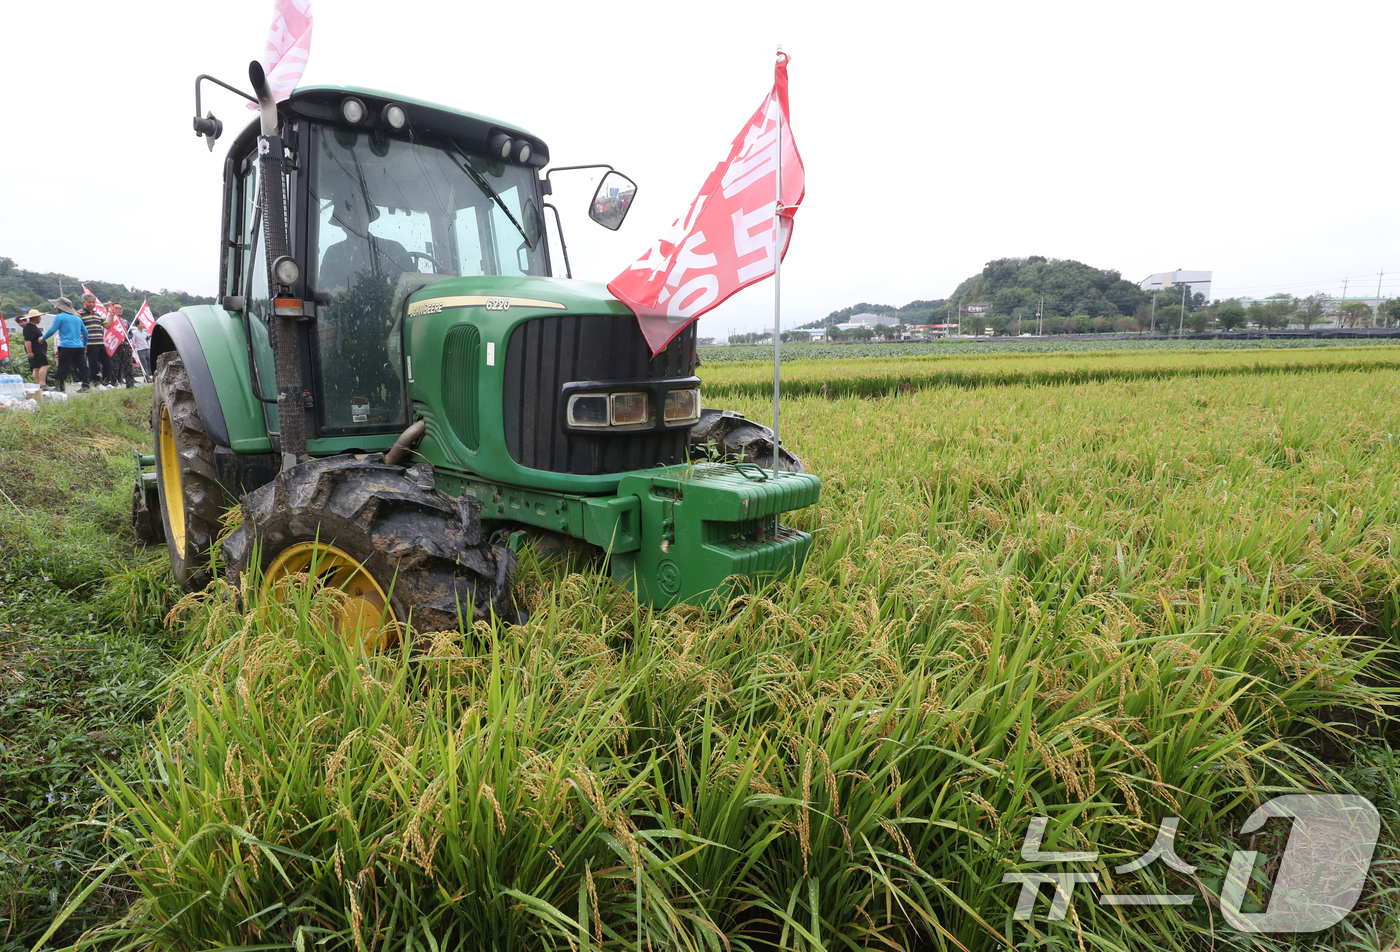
top-left (799, 299), bottom-right (947, 329)
top-left (947, 256), bottom-right (1150, 320)
top-left (0, 256), bottom-right (214, 320)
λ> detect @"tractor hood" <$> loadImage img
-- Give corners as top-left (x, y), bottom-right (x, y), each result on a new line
top-left (401, 273), bottom-right (697, 495)
top-left (403, 275), bottom-right (634, 320)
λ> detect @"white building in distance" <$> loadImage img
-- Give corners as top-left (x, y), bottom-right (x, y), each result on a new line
top-left (1140, 269), bottom-right (1213, 301)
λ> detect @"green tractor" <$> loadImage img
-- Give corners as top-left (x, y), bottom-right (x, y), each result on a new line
top-left (137, 62), bottom-right (819, 638)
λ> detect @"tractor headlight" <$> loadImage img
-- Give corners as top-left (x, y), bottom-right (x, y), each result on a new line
top-left (663, 388), bottom-right (700, 424)
top-left (610, 392), bottom-right (650, 426)
top-left (567, 393), bottom-right (610, 428)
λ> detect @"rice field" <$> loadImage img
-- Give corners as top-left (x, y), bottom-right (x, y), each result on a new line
top-left (699, 335), bottom-right (1400, 363)
top-left (699, 343), bottom-right (1400, 399)
top-left (21, 351), bottom-right (1400, 951)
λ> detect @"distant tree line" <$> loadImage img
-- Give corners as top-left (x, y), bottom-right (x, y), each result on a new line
top-left (0, 256), bottom-right (215, 321)
top-left (802, 257), bottom-right (1400, 339)
top-left (798, 298), bottom-right (948, 330)
top-left (727, 330), bottom-right (814, 345)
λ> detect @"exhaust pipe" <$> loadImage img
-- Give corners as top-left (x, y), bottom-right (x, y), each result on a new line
top-left (248, 60), bottom-right (306, 469)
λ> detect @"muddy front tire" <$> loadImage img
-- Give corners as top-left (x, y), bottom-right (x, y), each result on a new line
top-left (687, 408), bottom-right (804, 473)
top-left (153, 352), bottom-right (225, 589)
top-left (222, 455), bottom-right (523, 642)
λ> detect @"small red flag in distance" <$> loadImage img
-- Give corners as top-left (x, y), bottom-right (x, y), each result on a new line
top-left (136, 300), bottom-right (156, 334)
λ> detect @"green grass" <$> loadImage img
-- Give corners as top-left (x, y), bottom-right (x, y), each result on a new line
top-left (0, 391), bottom-right (180, 951)
top-left (78, 360), bottom-right (1400, 951)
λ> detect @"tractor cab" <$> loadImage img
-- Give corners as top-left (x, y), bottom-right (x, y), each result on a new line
top-left (220, 86), bottom-right (566, 443)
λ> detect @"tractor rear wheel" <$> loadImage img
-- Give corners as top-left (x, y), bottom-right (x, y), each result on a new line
top-left (153, 352), bottom-right (225, 589)
top-left (221, 455), bottom-right (522, 645)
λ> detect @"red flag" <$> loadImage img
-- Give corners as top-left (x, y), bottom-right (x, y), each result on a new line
top-left (249, 0), bottom-right (313, 108)
top-left (104, 314), bottom-right (129, 356)
top-left (136, 300), bottom-right (156, 334)
top-left (0, 318), bottom-right (9, 362)
top-left (609, 52), bottom-right (804, 355)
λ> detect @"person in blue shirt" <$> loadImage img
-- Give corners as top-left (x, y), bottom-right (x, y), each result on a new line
top-left (43, 297), bottom-right (91, 392)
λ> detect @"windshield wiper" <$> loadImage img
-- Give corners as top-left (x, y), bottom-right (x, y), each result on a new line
top-left (445, 141), bottom-right (535, 250)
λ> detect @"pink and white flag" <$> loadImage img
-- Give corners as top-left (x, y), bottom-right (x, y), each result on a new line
top-left (103, 313), bottom-right (129, 356)
top-left (135, 300), bottom-right (156, 334)
top-left (81, 284), bottom-right (109, 321)
top-left (250, 0), bottom-right (313, 107)
top-left (609, 52), bottom-right (805, 355)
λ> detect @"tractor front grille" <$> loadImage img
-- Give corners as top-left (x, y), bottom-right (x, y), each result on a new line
top-left (502, 315), bottom-right (697, 475)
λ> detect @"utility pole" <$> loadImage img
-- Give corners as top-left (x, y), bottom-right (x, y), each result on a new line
top-left (1178, 284), bottom-right (1187, 337)
top-left (1377, 269), bottom-right (1385, 328)
top-left (1150, 289), bottom-right (1158, 334)
top-left (1339, 277), bottom-right (1348, 327)
top-left (1037, 297), bottom-right (1044, 336)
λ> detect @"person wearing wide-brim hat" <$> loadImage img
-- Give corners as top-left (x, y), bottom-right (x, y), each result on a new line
top-left (20, 309), bottom-right (50, 388)
top-left (42, 297), bottom-right (91, 392)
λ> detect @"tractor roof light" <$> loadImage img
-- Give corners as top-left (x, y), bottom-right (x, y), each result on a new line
top-left (489, 132), bottom-right (513, 160)
top-left (272, 255), bottom-right (301, 287)
top-left (341, 97), bottom-right (367, 124)
top-left (515, 140), bottom-right (532, 164)
top-left (381, 103), bottom-right (406, 130)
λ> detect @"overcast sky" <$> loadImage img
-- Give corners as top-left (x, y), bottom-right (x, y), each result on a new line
top-left (4, 0), bottom-right (1397, 337)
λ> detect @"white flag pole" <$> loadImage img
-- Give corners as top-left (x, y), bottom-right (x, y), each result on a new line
top-left (772, 45), bottom-right (784, 479)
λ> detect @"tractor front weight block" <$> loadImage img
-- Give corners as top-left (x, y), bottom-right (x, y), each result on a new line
top-left (612, 463), bottom-right (820, 608)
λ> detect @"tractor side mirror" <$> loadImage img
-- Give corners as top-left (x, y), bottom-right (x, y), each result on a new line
top-left (588, 172), bottom-right (637, 231)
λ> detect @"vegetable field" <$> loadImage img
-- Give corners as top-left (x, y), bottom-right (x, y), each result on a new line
top-left (5, 348), bottom-right (1400, 951)
top-left (699, 335), bottom-right (1400, 363)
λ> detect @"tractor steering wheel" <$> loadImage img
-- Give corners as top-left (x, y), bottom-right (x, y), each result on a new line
top-left (406, 251), bottom-right (448, 273)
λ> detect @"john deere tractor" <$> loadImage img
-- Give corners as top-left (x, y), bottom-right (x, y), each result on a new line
top-left (137, 63), bottom-right (819, 636)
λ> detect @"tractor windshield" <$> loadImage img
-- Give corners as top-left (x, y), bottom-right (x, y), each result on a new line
top-left (309, 127), bottom-right (546, 432)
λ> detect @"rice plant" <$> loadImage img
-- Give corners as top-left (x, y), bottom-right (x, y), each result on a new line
top-left (66, 364), bottom-right (1400, 951)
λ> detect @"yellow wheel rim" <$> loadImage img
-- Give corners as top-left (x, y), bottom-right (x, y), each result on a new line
top-left (158, 403), bottom-right (186, 558)
top-left (266, 542), bottom-right (398, 650)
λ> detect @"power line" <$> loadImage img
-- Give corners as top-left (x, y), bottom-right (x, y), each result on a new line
top-left (1209, 270), bottom-right (1394, 294)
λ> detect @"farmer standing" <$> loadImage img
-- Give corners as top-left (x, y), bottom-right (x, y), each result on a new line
top-left (80, 293), bottom-right (114, 387)
top-left (43, 297), bottom-right (90, 391)
top-left (21, 310), bottom-right (49, 388)
top-left (129, 312), bottom-right (152, 382)
top-left (108, 303), bottom-right (136, 389)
